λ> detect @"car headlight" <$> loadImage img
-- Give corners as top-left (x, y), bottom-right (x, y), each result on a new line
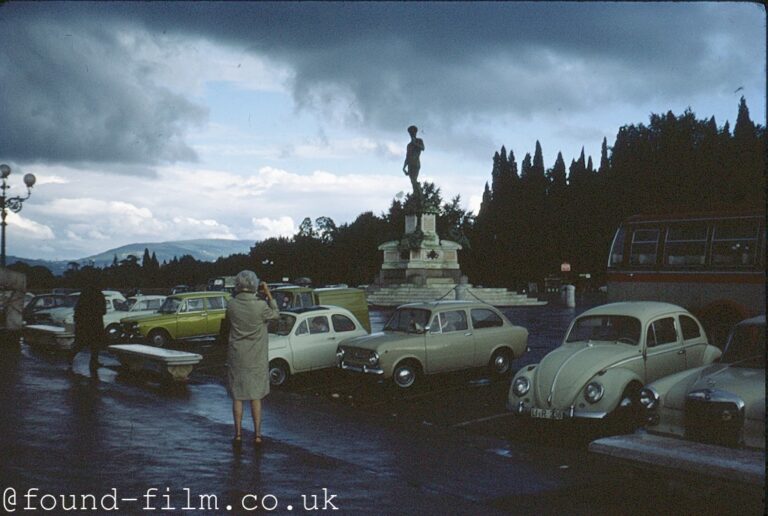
top-left (638, 387), bottom-right (659, 410)
top-left (512, 376), bottom-right (530, 397)
top-left (584, 381), bottom-right (604, 404)
top-left (368, 351), bottom-right (379, 366)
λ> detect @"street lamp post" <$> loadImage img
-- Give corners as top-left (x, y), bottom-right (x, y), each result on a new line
top-left (0, 164), bottom-right (37, 268)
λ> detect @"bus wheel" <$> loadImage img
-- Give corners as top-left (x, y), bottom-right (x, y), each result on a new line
top-left (697, 302), bottom-right (747, 349)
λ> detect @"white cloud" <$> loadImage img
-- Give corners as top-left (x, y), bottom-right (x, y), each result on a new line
top-left (170, 217), bottom-right (237, 240)
top-left (30, 174), bottom-right (69, 186)
top-left (250, 216), bottom-right (296, 240)
top-left (5, 212), bottom-right (55, 240)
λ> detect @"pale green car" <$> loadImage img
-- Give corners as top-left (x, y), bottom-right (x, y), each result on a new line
top-left (338, 301), bottom-right (529, 388)
top-left (508, 302), bottom-right (722, 424)
top-left (120, 291), bottom-right (230, 347)
top-left (639, 315), bottom-right (765, 449)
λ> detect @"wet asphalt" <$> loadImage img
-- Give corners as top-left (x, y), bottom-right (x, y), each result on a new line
top-left (0, 296), bottom-right (762, 515)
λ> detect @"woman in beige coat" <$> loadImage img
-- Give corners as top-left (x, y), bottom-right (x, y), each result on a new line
top-left (225, 270), bottom-right (279, 444)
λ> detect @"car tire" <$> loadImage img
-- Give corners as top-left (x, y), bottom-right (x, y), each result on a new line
top-left (608, 383), bottom-right (642, 434)
top-left (269, 360), bottom-right (290, 387)
top-left (105, 323), bottom-right (122, 342)
top-left (392, 360), bottom-right (420, 389)
top-left (147, 329), bottom-right (170, 348)
top-left (489, 347), bottom-right (513, 377)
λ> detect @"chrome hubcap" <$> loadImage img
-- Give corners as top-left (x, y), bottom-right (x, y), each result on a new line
top-left (395, 367), bottom-right (414, 387)
top-left (270, 367), bottom-right (285, 385)
top-left (494, 354), bottom-right (509, 373)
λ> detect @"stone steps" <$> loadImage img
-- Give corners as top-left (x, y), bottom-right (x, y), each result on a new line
top-left (365, 284), bottom-right (546, 307)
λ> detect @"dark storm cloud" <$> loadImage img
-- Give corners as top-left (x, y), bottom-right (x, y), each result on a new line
top-left (2, 2), bottom-right (761, 166)
top-left (1, 5), bottom-right (207, 167)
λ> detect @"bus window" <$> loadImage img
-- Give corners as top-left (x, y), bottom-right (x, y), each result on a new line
top-left (608, 227), bottom-right (626, 268)
top-left (664, 224), bottom-right (707, 267)
top-left (629, 228), bottom-right (659, 266)
top-left (711, 221), bottom-right (759, 267)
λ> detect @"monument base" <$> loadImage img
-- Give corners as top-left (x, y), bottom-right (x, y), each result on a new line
top-left (376, 211), bottom-right (463, 287)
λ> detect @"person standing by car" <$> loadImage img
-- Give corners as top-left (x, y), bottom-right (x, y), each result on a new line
top-left (225, 270), bottom-right (279, 446)
top-left (68, 282), bottom-right (106, 373)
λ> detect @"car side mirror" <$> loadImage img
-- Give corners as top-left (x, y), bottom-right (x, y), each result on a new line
top-left (414, 323), bottom-right (425, 333)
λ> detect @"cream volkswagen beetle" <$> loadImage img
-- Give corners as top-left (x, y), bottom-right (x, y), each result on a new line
top-left (639, 314), bottom-right (765, 449)
top-left (508, 302), bottom-right (722, 424)
top-left (267, 305), bottom-right (368, 386)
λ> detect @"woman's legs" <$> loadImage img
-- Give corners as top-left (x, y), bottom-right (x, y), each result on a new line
top-left (250, 399), bottom-right (262, 442)
top-left (232, 399), bottom-right (244, 439)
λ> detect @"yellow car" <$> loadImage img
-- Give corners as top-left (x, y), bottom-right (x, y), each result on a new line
top-left (120, 291), bottom-right (230, 347)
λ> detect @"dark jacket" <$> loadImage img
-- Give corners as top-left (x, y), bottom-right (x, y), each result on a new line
top-left (74, 286), bottom-right (106, 344)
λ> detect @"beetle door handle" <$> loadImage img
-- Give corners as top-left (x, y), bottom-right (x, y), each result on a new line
top-left (464, 332), bottom-right (473, 337)
top-left (677, 349), bottom-right (686, 355)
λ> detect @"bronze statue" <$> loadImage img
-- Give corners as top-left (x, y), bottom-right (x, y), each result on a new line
top-left (402, 125), bottom-right (424, 200)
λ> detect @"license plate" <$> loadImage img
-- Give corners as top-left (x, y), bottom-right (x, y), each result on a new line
top-left (531, 407), bottom-right (564, 420)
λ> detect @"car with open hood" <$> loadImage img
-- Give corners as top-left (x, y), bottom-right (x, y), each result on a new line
top-left (337, 300), bottom-right (528, 388)
top-left (507, 302), bottom-right (721, 425)
top-left (639, 314), bottom-right (765, 449)
top-left (266, 305), bottom-right (368, 386)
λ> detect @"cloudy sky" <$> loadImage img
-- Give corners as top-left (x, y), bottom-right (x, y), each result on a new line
top-left (1, 2), bottom-right (764, 261)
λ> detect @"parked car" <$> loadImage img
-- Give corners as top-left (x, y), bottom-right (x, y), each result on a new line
top-left (638, 314), bottom-right (765, 449)
top-left (103, 295), bottom-right (166, 340)
top-left (267, 305), bottom-right (369, 386)
top-left (120, 291), bottom-right (230, 347)
top-left (272, 286), bottom-right (371, 332)
top-left (507, 302), bottom-right (722, 426)
top-left (337, 300), bottom-right (528, 388)
top-left (22, 293), bottom-right (76, 324)
top-left (35, 291), bottom-right (127, 327)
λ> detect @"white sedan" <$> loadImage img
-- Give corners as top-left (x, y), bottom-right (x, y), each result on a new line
top-left (267, 305), bottom-right (368, 386)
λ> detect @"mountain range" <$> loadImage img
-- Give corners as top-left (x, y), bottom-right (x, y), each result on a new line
top-left (7, 239), bottom-right (255, 275)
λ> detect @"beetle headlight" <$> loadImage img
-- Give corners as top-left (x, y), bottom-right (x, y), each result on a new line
top-left (638, 387), bottom-right (659, 410)
top-left (584, 381), bottom-right (604, 404)
top-left (368, 351), bottom-right (379, 366)
top-left (512, 376), bottom-right (530, 397)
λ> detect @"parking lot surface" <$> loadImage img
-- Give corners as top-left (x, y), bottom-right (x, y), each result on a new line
top-left (1, 298), bottom-right (761, 515)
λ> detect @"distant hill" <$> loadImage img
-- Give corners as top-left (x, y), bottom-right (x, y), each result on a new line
top-left (7, 239), bottom-right (254, 275)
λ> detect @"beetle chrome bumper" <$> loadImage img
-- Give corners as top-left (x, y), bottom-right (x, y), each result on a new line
top-left (508, 400), bottom-right (608, 419)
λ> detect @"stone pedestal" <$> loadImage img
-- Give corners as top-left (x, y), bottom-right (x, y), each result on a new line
top-left (377, 211), bottom-right (463, 286)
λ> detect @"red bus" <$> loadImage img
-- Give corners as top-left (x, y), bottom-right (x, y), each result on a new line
top-left (606, 210), bottom-right (765, 346)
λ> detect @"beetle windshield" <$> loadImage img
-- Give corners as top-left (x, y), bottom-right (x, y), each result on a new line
top-left (158, 297), bottom-right (182, 314)
top-left (566, 315), bottom-right (641, 345)
top-left (384, 308), bottom-right (431, 333)
top-left (268, 314), bottom-right (296, 336)
top-left (721, 320), bottom-right (765, 368)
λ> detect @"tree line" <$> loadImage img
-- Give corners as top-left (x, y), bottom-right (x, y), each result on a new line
top-left (12, 98), bottom-right (765, 292)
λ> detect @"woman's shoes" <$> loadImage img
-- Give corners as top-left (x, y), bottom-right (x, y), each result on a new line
top-left (253, 435), bottom-right (263, 446)
top-left (232, 434), bottom-right (242, 447)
